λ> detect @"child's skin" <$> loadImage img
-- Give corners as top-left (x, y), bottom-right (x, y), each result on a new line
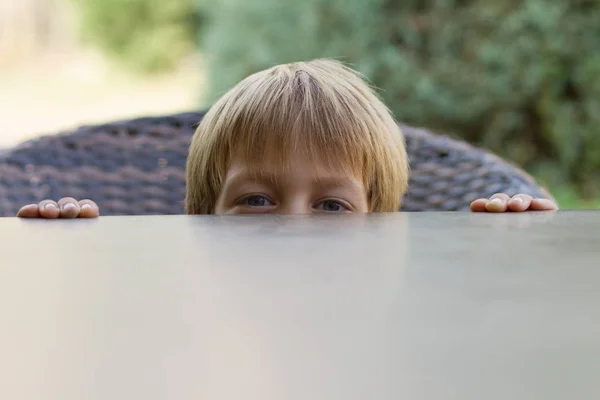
top-left (16, 151), bottom-right (558, 218)
top-left (15, 59), bottom-right (559, 219)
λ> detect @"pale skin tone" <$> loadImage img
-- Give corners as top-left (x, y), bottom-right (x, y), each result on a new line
top-left (16, 153), bottom-right (558, 218)
top-left (214, 154), bottom-right (369, 215)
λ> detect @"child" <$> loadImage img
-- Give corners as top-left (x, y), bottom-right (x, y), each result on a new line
top-left (16, 59), bottom-right (558, 219)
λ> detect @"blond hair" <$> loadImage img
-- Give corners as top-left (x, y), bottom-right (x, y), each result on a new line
top-left (186, 59), bottom-right (408, 214)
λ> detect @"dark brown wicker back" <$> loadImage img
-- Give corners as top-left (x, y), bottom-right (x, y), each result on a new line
top-left (0, 112), bottom-right (552, 217)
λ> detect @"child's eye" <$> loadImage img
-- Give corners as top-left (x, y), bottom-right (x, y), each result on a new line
top-left (315, 199), bottom-right (351, 213)
top-left (240, 195), bottom-right (273, 207)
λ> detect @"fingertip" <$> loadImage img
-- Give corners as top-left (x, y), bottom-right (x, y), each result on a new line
top-left (547, 200), bottom-right (559, 210)
top-left (531, 199), bottom-right (559, 211)
top-left (79, 200), bottom-right (100, 218)
top-left (490, 193), bottom-right (511, 202)
top-left (17, 204), bottom-right (39, 218)
top-left (39, 202), bottom-right (60, 219)
top-left (79, 207), bottom-right (100, 219)
top-left (507, 195), bottom-right (531, 212)
top-left (60, 203), bottom-right (81, 219)
top-left (485, 198), bottom-right (507, 213)
top-left (470, 199), bottom-right (487, 212)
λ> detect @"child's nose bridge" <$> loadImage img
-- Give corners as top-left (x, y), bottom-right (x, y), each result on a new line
top-left (279, 197), bottom-right (311, 214)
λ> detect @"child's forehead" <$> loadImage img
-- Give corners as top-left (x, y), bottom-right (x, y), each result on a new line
top-left (226, 149), bottom-right (365, 183)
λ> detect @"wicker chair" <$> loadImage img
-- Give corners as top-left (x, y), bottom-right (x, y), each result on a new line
top-left (0, 112), bottom-right (553, 217)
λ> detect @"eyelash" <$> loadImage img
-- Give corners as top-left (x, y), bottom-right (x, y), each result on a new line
top-left (236, 194), bottom-right (274, 207)
top-left (236, 195), bottom-right (353, 212)
top-left (314, 199), bottom-right (352, 212)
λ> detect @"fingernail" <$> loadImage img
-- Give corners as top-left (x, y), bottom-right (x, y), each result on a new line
top-left (63, 203), bottom-right (77, 211)
top-left (491, 198), bottom-right (504, 204)
top-left (512, 197), bottom-right (523, 203)
top-left (81, 204), bottom-right (92, 210)
top-left (44, 203), bottom-right (57, 210)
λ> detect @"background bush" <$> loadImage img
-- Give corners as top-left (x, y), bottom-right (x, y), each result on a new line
top-left (198, 0), bottom-right (600, 200)
top-left (73, 0), bottom-right (202, 72)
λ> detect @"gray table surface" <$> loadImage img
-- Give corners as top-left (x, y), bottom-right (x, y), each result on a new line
top-left (1, 211), bottom-right (599, 400)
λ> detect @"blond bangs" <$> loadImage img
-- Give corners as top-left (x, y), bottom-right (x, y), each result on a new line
top-left (186, 59), bottom-right (408, 214)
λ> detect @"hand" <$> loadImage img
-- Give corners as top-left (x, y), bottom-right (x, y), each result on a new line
top-left (17, 197), bottom-right (100, 219)
top-left (470, 193), bottom-right (558, 213)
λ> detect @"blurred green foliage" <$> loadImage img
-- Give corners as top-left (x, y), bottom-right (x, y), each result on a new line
top-left (552, 185), bottom-right (600, 209)
top-left (198, 0), bottom-right (600, 201)
top-left (73, 0), bottom-right (202, 72)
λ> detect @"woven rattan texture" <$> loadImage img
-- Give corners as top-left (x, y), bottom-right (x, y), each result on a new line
top-left (0, 112), bottom-right (552, 216)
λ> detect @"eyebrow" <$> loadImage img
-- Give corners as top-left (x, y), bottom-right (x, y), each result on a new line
top-left (226, 170), bottom-right (280, 186)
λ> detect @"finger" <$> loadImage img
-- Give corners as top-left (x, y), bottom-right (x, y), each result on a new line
top-left (470, 198), bottom-right (488, 212)
top-left (485, 193), bottom-right (511, 213)
top-left (38, 200), bottom-right (61, 219)
top-left (490, 193), bottom-right (511, 201)
top-left (507, 194), bottom-right (533, 212)
top-left (529, 198), bottom-right (559, 211)
top-left (17, 204), bottom-right (41, 218)
top-left (58, 197), bottom-right (81, 219)
top-left (78, 199), bottom-right (100, 218)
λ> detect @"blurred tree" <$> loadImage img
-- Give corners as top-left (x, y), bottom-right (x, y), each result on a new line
top-left (198, 0), bottom-right (600, 198)
top-left (73, 0), bottom-right (203, 72)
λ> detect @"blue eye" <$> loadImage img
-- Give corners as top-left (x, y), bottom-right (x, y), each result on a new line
top-left (317, 200), bottom-right (350, 212)
top-left (241, 195), bottom-right (273, 207)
